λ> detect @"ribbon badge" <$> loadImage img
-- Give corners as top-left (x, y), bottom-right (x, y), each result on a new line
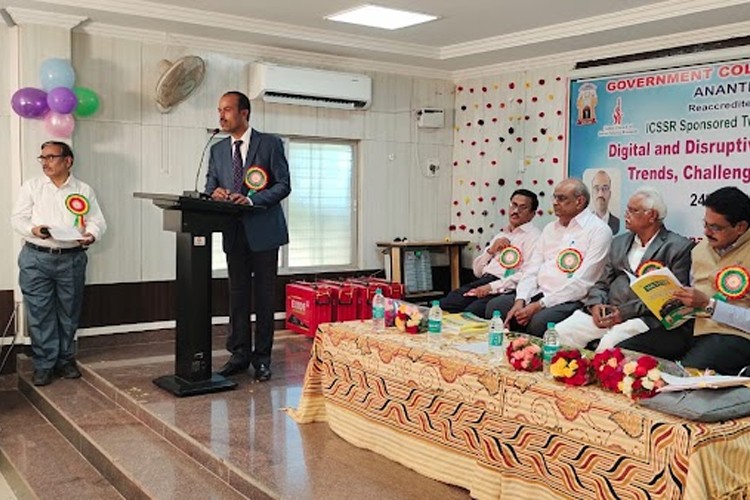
top-left (244, 166), bottom-right (268, 194)
top-left (497, 246), bottom-right (522, 277)
top-left (556, 248), bottom-right (583, 277)
top-left (636, 260), bottom-right (663, 277)
top-left (714, 266), bottom-right (750, 300)
top-left (65, 193), bottom-right (90, 228)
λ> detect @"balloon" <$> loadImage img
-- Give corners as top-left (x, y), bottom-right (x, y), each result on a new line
top-left (47, 87), bottom-right (78, 114)
top-left (39, 58), bottom-right (75, 91)
top-left (73, 87), bottom-right (100, 117)
top-left (11, 87), bottom-right (49, 118)
top-left (44, 112), bottom-right (75, 138)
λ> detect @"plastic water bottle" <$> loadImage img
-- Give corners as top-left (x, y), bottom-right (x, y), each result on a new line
top-left (543, 322), bottom-right (560, 378)
top-left (488, 310), bottom-right (504, 364)
top-left (372, 288), bottom-right (386, 331)
top-left (428, 300), bottom-right (442, 341)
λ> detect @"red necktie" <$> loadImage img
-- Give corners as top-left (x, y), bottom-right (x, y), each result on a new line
top-left (232, 140), bottom-right (244, 193)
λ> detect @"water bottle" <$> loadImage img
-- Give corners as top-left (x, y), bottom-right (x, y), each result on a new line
top-left (488, 310), bottom-right (504, 364)
top-left (428, 300), bottom-right (442, 340)
top-left (543, 322), bottom-right (560, 378)
top-left (372, 288), bottom-right (386, 331)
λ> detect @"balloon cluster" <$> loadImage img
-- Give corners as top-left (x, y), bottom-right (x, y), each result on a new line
top-left (10, 58), bottom-right (100, 138)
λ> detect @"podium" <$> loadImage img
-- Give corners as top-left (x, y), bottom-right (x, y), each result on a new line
top-left (134, 192), bottom-right (262, 396)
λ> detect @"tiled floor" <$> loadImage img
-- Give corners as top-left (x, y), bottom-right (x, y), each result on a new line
top-left (74, 329), bottom-right (470, 499)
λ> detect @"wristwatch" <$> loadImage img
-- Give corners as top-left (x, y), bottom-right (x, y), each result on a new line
top-left (538, 298), bottom-right (546, 309)
top-left (705, 297), bottom-right (716, 316)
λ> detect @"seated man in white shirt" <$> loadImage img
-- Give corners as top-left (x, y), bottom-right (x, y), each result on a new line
top-left (554, 187), bottom-right (694, 359)
top-left (487, 178), bottom-right (612, 336)
top-left (440, 189), bottom-right (541, 316)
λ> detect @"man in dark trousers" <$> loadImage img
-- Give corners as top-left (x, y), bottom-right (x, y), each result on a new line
top-left (205, 91), bottom-right (291, 381)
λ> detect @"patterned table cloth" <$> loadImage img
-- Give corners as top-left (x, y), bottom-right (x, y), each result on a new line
top-left (288, 321), bottom-right (750, 499)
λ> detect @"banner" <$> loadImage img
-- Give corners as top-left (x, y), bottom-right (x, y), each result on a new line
top-left (568, 58), bottom-right (750, 240)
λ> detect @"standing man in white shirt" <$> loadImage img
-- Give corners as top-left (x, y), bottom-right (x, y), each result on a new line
top-left (439, 189), bottom-right (541, 317)
top-left (487, 178), bottom-right (612, 336)
top-left (11, 141), bottom-right (107, 386)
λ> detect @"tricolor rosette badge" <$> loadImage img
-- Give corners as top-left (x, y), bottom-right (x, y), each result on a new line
top-left (714, 266), bottom-right (750, 300)
top-left (65, 193), bottom-right (89, 228)
top-left (244, 166), bottom-right (268, 194)
top-left (497, 245), bottom-right (522, 277)
top-left (636, 260), bottom-right (663, 277)
top-left (556, 248), bottom-right (583, 277)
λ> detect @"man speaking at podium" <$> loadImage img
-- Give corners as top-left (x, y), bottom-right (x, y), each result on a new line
top-left (205, 91), bottom-right (291, 382)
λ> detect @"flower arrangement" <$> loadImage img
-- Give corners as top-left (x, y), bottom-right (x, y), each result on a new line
top-left (506, 336), bottom-right (543, 371)
top-left (618, 355), bottom-right (665, 399)
top-left (394, 303), bottom-right (424, 334)
top-left (591, 348), bottom-right (626, 392)
top-left (549, 349), bottom-right (592, 386)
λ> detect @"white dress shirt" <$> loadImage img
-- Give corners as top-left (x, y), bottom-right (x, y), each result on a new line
top-left (11, 174), bottom-right (107, 249)
top-left (515, 209), bottom-right (612, 307)
top-left (471, 221), bottom-right (541, 294)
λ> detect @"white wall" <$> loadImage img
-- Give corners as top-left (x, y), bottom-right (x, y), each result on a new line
top-left (0, 24), bottom-right (12, 290)
top-left (56, 32), bottom-right (452, 285)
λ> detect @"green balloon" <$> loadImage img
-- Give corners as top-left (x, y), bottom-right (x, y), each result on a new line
top-left (73, 87), bottom-right (100, 117)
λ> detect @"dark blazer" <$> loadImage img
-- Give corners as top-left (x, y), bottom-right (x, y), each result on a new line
top-left (205, 128), bottom-right (291, 252)
top-left (585, 226), bottom-right (693, 330)
top-left (607, 213), bottom-right (621, 235)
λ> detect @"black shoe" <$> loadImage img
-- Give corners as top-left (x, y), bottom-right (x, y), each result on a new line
top-left (56, 363), bottom-right (82, 379)
top-left (218, 359), bottom-right (249, 377)
top-left (254, 363), bottom-right (272, 382)
top-left (33, 369), bottom-right (53, 386)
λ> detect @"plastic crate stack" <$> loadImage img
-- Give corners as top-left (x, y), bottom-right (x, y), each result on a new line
top-left (285, 277), bottom-right (404, 337)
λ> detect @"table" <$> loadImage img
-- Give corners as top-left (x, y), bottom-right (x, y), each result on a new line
top-left (289, 321), bottom-right (750, 499)
top-left (376, 240), bottom-right (469, 299)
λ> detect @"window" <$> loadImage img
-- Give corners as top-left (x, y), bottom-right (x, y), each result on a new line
top-left (211, 138), bottom-right (357, 273)
top-left (283, 139), bottom-right (357, 270)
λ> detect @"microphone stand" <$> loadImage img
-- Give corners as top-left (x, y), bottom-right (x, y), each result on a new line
top-left (184, 128), bottom-right (220, 199)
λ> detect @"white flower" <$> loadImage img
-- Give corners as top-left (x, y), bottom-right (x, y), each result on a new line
top-left (642, 378), bottom-right (654, 390)
top-left (647, 368), bottom-right (661, 381)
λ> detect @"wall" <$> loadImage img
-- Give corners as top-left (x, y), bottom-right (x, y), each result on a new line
top-left (451, 66), bottom-right (573, 259)
top-left (0, 28), bottom-right (455, 327)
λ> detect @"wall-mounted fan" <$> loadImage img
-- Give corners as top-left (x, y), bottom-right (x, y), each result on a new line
top-left (154, 56), bottom-right (206, 113)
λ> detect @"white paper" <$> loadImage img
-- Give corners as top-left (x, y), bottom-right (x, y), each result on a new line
top-left (48, 226), bottom-right (84, 241)
top-left (659, 372), bottom-right (750, 392)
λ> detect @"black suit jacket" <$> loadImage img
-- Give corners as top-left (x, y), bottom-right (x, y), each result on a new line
top-left (205, 128), bottom-right (291, 252)
top-left (585, 226), bottom-right (693, 330)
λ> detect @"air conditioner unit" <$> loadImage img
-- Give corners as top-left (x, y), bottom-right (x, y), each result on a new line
top-left (249, 62), bottom-right (371, 110)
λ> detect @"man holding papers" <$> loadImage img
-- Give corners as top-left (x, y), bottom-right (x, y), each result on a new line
top-left (674, 187), bottom-right (750, 375)
top-left (11, 141), bottom-right (107, 386)
top-left (555, 187), bottom-right (693, 358)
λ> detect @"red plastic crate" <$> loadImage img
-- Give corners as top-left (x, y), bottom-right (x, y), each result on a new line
top-left (285, 282), bottom-right (332, 337)
top-left (317, 280), bottom-right (359, 322)
top-left (346, 278), bottom-right (402, 319)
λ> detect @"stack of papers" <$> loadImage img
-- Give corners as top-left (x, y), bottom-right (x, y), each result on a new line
top-left (659, 373), bottom-right (750, 392)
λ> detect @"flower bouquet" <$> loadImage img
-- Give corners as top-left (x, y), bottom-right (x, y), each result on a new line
top-left (592, 348), bottom-right (626, 392)
top-left (549, 349), bottom-right (592, 386)
top-left (394, 303), bottom-right (424, 334)
top-left (506, 336), bottom-right (543, 372)
top-left (619, 355), bottom-right (665, 399)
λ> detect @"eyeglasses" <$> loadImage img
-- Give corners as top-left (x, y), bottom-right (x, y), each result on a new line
top-left (509, 202), bottom-right (531, 212)
top-left (624, 206), bottom-right (651, 215)
top-left (703, 220), bottom-right (732, 232)
top-left (37, 154), bottom-right (65, 163)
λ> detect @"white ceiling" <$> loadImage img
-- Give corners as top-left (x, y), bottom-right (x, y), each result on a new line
top-left (4, 0), bottom-right (750, 76)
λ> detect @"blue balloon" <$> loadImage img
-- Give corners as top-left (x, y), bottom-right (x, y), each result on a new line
top-left (39, 58), bottom-right (75, 91)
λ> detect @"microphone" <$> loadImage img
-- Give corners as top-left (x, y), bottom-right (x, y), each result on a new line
top-left (184, 128), bottom-right (220, 199)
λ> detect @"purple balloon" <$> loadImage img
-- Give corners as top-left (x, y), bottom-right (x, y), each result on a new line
top-left (47, 87), bottom-right (78, 114)
top-left (11, 87), bottom-right (49, 119)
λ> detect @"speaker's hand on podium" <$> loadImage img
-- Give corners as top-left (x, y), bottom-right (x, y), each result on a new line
top-left (211, 187), bottom-right (231, 201)
top-left (228, 192), bottom-right (250, 205)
